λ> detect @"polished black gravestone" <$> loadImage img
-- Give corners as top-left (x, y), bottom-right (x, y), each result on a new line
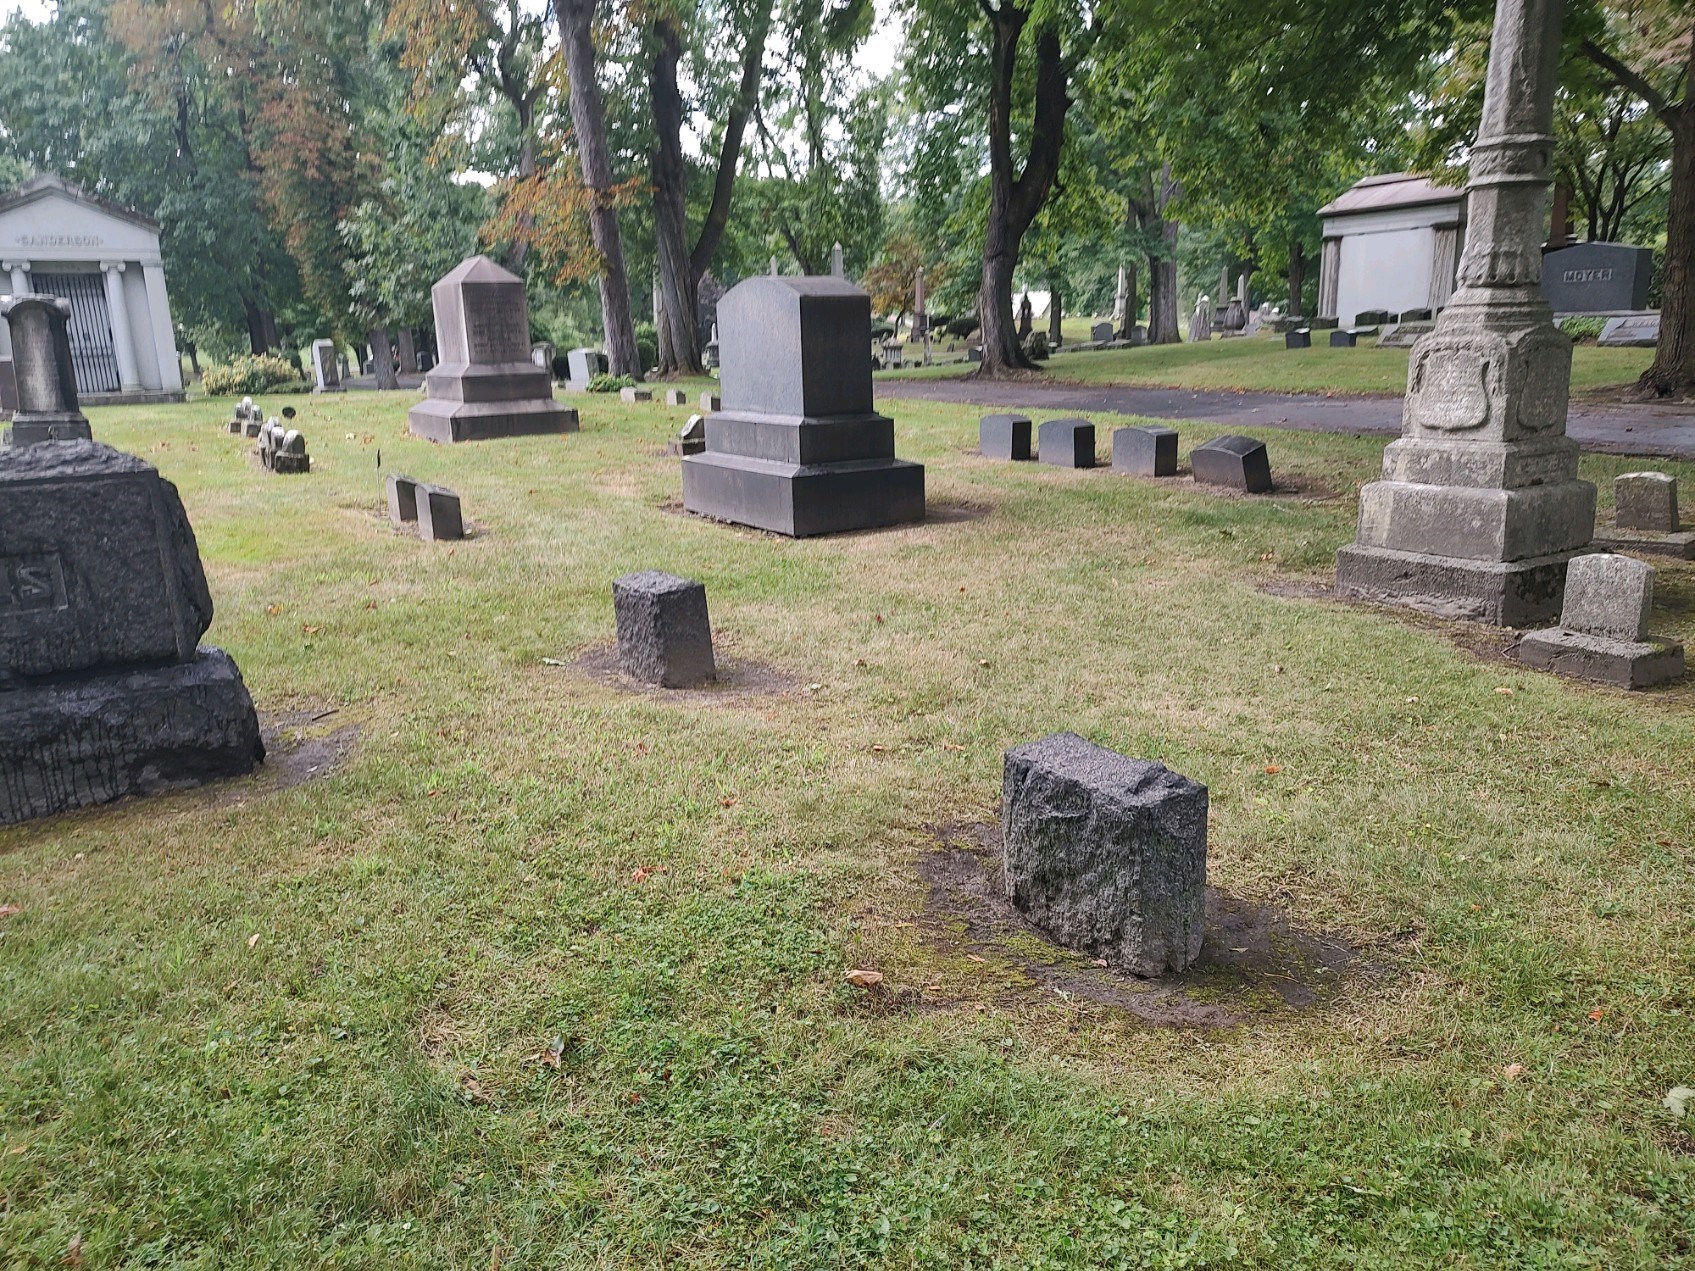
top-left (980, 413), bottom-right (1033, 461)
top-left (1038, 418), bottom-right (1095, 468)
top-left (1112, 425), bottom-right (1177, 478)
top-left (1192, 435), bottom-right (1272, 494)
top-left (386, 473), bottom-right (420, 525)
top-left (1355, 309), bottom-right (1393, 326)
top-left (416, 485), bottom-right (464, 542)
top-left (408, 256), bottom-right (579, 443)
top-left (3, 295), bottom-right (92, 446)
top-left (680, 276), bottom-right (924, 536)
top-left (1330, 330), bottom-right (1357, 348)
top-left (0, 441), bottom-right (263, 824)
top-left (1002, 732), bottom-right (1208, 977)
top-left (613, 571), bottom-right (715, 688)
top-left (1285, 329), bottom-right (1312, 350)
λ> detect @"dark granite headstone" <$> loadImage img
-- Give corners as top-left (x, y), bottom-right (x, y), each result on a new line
top-left (386, 474), bottom-right (420, 525)
top-left (1285, 329), bottom-right (1311, 349)
top-left (613, 570), bottom-right (715, 688)
top-left (1112, 425), bottom-right (1177, 478)
top-left (1541, 242), bottom-right (1653, 313)
top-left (1354, 309), bottom-right (1392, 326)
top-left (416, 485), bottom-right (464, 542)
top-left (1038, 418), bottom-right (1095, 468)
top-left (1330, 330), bottom-right (1357, 348)
top-left (1090, 322), bottom-right (1114, 343)
top-left (0, 358), bottom-right (15, 418)
top-left (3, 295), bottom-right (91, 445)
top-left (680, 276), bottom-right (924, 536)
top-left (1400, 307), bottom-right (1434, 322)
top-left (980, 413), bottom-right (1033, 461)
top-left (1191, 434), bottom-right (1272, 494)
top-left (407, 256), bottom-right (579, 443)
top-left (1002, 732), bottom-right (1208, 977)
top-left (668, 415), bottom-right (707, 457)
top-left (1311, 317), bottom-right (1340, 330)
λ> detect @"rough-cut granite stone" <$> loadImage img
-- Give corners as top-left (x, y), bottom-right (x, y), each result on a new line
top-left (613, 570), bottom-right (715, 688)
top-left (1002, 732), bottom-right (1207, 977)
top-left (0, 647), bottom-right (264, 825)
top-left (0, 440), bottom-right (214, 684)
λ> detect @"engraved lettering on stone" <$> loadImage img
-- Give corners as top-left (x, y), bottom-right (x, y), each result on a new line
top-left (0, 552), bottom-right (68, 614)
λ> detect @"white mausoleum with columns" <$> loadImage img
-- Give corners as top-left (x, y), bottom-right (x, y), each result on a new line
top-left (0, 175), bottom-right (184, 404)
top-left (1317, 173), bottom-right (1467, 326)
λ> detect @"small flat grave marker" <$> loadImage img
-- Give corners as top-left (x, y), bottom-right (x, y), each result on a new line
top-left (979, 413), bottom-right (1033, 461)
top-left (1112, 425), bottom-right (1178, 478)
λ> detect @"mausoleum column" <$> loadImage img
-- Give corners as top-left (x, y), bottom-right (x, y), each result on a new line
top-left (101, 262), bottom-right (143, 392)
top-left (139, 261), bottom-right (183, 393)
top-left (3, 261), bottom-right (28, 297)
top-left (1317, 238), bottom-right (1340, 319)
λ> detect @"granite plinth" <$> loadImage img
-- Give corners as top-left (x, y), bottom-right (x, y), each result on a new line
top-left (980, 413), bottom-right (1032, 461)
top-left (1590, 528), bottom-right (1695, 560)
top-left (1038, 418), bottom-right (1095, 468)
top-left (406, 394), bottom-right (578, 444)
top-left (1335, 543), bottom-right (1579, 626)
top-left (1352, 478), bottom-right (1595, 561)
top-left (680, 451), bottom-right (924, 537)
top-left (1192, 435), bottom-right (1272, 493)
top-left (1112, 425), bottom-right (1178, 477)
top-left (1517, 628), bottom-right (1684, 688)
top-left (0, 647), bottom-right (263, 825)
top-left (612, 570), bottom-right (715, 688)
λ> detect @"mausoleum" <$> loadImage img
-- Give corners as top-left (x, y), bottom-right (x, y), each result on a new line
top-left (1318, 173), bottom-right (1466, 326)
top-left (0, 175), bottom-right (185, 406)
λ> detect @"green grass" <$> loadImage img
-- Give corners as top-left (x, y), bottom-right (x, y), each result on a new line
top-left (887, 331), bottom-right (1656, 396)
top-left (2, 390), bottom-right (1694, 1266)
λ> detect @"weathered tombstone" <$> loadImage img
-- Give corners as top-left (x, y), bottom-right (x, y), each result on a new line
top-left (386, 473), bottom-right (420, 525)
top-left (1311, 316), bottom-right (1340, 330)
top-left (244, 412), bottom-right (263, 439)
top-left (1038, 418), bottom-right (1095, 468)
top-left (885, 341), bottom-right (904, 368)
top-left (699, 391), bottom-right (721, 412)
top-left (0, 358), bottom-right (15, 418)
top-left (668, 415), bottom-right (706, 457)
top-left (679, 276), bottom-right (924, 536)
top-left (407, 256), bottom-right (579, 442)
top-left (1336, 0), bottom-right (1596, 627)
top-left (1541, 242), bottom-right (1654, 312)
top-left (1112, 425), bottom-right (1178, 478)
top-left (273, 429), bottom-right (310, 475)
top-left (1285, 329), bottom-right (1312, 350)
top-left (612, 570), bottom-right (715, 688)
top-left (311, 339), bottom-right (343, 393)
top-left (1189, 294), bottom-right (1213, 343)
top-left (979, 413), bottom-right (1033, 462)
top-left (416, 484), bottom-right (464, 542)
top-left (1090, 321), bottom-right (1114, 344)
top-left (1599, 315), bottom-right (1658, 348)
top-left (621, 386), bottom-right (653, 403)
top-left (1330, 330), bottom-right (1357, 348)
top-left (1517, 554), bottom-right (1685, 688)
top-left (1129, 326), bottom-right (1148, 347)
top-left (1594, 472), bottom-right (1694, 558)
top-left (0, 440), bottom-right (264, 823)
top-left (228, 396), bottom-right (257, 435)
top-left (2, 295), bottom-right (91, 445)
top-left (1001, 732), bottom-right (1208, 977)
top-left (967, 347), bottom-right (983, 363)
top-left (1354, 309), bottom-right (1393, 326)
top-left (1191, 435), bottom-right (1272, 494)
top-left (1400, 307), bottom-right (1435, 322)
top-left (664, 388), bottom-right (688, 407)
top-left (566, 347), bottom-right (608, 389)
top-left (256, 418), bottom-right (282, 469)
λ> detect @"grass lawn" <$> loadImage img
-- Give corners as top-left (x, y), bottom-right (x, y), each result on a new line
top-left (887, 332), bottom-right (1657, 397)
top-left (3, 390), bottom-right (1694, 1266)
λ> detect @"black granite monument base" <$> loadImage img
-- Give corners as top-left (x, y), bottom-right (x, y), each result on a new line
top-left (681, 450), bottom-right (925, 537)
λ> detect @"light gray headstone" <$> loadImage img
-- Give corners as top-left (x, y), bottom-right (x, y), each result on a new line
top-left (1560, 553), bottom-right (1653, 642)
top-left (1614, 472), bottom-right (1679, 533)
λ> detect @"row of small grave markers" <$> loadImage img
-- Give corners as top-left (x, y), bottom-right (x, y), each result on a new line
top-left (979, 413), bottom-right (1273, 493)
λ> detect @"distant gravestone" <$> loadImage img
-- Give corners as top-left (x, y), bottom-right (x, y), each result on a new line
top-left (566, 347), bottom-right (608, 388)
top-left (620, 386), bottom-right (653, 403)
top-left (1191, 435), bottom-right (1272, 493)
top-left (407, 256), bottom-right (579, 442)
top-left (531, 342), bottom-right (555, 373)
top-left (1285, 329), bottom-right (1312, 350)
top-left (1090, 321), bottom-right (1114, 343)
top-left (273, 429), bottom-right (310, 475)
top-left (416, 484), bottom-right (464, 542)
top-left (613, 570), bottom-right (716, 688)
top-left (0, 440), bottom-right (263, 823)
top-left (311, 339), bottom-right (343, 393)
top-left (386, 473), bottom-right (420, 525)
top-left (1399, 307), bottom-right (1434, 322)
top-left (1541, 242), bottom-right (1654, 313)
top-left (2, 295), bottom-right (92, 445)
top-left (1112, 425), bottom-right (1178, 478)
top-left (979, 413), bottom-right (1033, 462)
top-left (1354, 309), bottom-right (1392, 326)
top-left (664, 388), bottom-right (688, 407)
top-left (1001, 732), bottom-right (1208, 977)
top-left (1330, 330), bottom-right (1357, 348)
top-left (668, 415), bottom-right (707, 456)
top-left (1599, 315), bottom-right (1659, 348)
top-left (1376, 320), bottom-right (1436, 350)
top-left (699, 391), bottom-right (721, 412)
top-left (680, 276), bottom-right (924, 536)
top-left (1594, 471), bottom-right (1694, 558)
top-left (1038, 418), bottom-right (1095, 468)
top-left (1518, 554), bottom-right (1685, 688)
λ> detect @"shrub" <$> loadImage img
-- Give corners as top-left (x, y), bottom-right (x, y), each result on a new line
top-left (202, 354), bottom-right (308, 396)
top-left (1559, 316), bottom-right (1607, 344)
top-left (588, 372), bottom-right (635, 393)
top-left (945, 316), bottom-right (980, 339)
top-left (1022, 330), bottom-right (1050, 361)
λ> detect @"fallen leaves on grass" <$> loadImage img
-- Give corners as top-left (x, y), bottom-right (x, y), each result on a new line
top-left (247, 933), bottom-right (260, 949)
top-left (1495, 686), bottom-right (1515, 696)
top-left (1665, 1087), bottom-right (1694, 1118)
top-left (630, 865), bottom-right (668, 884)
top-left (527, 1037), bottom-right (567, 1071)
top-left (1264, 764), bottom-right (1282, 774)
top-left (1588, 1007), bottom-right (1605, 1023)
top-left (844, 969), bottom-right (884, 988)
top-left (0, 904), bottom-right (22, 919)
top-left (1504, 1063), bottom-right (1525, 1080)
top-left (942, 742), bottom-right (966, 752)
top-left (62, 1233), bottom-right (83, 1267)
top-left (965, 954), bottom-right (987, 964)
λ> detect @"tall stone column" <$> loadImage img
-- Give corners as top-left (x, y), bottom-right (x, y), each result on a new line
top-left (101, 262), bottom-right (143, 392)
top-left (4, 260), bottom-right (28, 296)
top-left (140, 262), bottom-right (184, 393)
top-left (1336, 0), bottom-right (1592, 627)
top-left (1318, 238), bottom-right (1341, 320)
top-left (2, 294), bottom-right (92, 444)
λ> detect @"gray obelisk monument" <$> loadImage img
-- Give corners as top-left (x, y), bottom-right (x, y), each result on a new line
top-left (1336, 0), bottom-right (1593, 626)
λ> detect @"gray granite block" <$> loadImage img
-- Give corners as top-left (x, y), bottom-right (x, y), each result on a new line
top-left (416, 485), bottom-right (464, 542)
top-left (613, 570), bottom-right (715, 688)
top-left (0, 647), bottom-right (264, 825)
top-left (1037, 418), bottom-right (1095, 468)
top-left (1330, 330), bottom-right (1357, 348)
top-left (1285, 329), bottom-right (1312, 349)
top-left (1002, 732), bottom-right (1207, 977)
top-left (1191, 434), bottom-right (1272, 493)
top-left (1517, 628), bottom-right (1684, 689)
top-left (1615, 472), bottom-right (1679, 532)
top-left (979, 413), bottom-right (1033, 461)
top-left (1335, 545), bottom-right (1576, 627)
top-left (1112, 425), bottom-right (1178, 477)
top-left (386, 474), bottom-right (420, 525)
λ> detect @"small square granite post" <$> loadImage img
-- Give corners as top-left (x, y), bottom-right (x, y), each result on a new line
top-left (1285, 329), bottom-right (1312, 350)
top-left (1191, 435), bottom-right (1272, 493)
top-left (1002, 733), bottom-right (1207, 977)
top-left (1517, 553), bottom-right (1684, 688)
top-left (416, 485), bottom-right (464, 542)
top-left (1112, 425), bottom-right (1178, 477)
top-left (613, 571), bottom-right (716, 688)
top-left (1038, 418), bottom-right (1095, 468)
top-left (980, 413), bottom-right (1033, 461)
top-left (1329, 330), bottom-right (1357, 348)
top-left (386, 474), bottom-right (420, 525)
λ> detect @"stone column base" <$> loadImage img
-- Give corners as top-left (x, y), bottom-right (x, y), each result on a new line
top-left (680, 452), bottom-right (925, 537)
top-left (1, 647), bottom-right (264, 825)
top-left (5, 419), bottom-right (93, 445)
top-left (1335, 543), bottom-right (1579, 627)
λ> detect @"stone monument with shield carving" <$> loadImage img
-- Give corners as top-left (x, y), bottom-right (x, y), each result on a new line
top-left (407, 256), bottom-right (578, 444)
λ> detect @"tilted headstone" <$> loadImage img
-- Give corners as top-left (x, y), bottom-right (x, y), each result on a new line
top-left (2, 295), bottom-right (91, 445)
top-left (228, 397), bottom-right (259, 435)
top-left (1541, 242), bottom-right (1653, 313)
top-left (0, 440), bottom-right (262, 822)
top-left (679, 276), bottom-right (924, 536)
top-left (407, 256), bottom-right (579, 443)
top-left (386, 473), bottom-right (420, 525)
top-left (668, 414), bottom-right (707, 457)
top-left (311, 340), bottom-right (343, 393)
top-left (979, 413), bottom-right (1033, 462)
top-left (273, 429), bottom-right (310, 475)
top-left (1599, 315), bottom-right (1658, 348)
top-left (1038, 418), bottom-right (1095, 468)
top-left (1191, 435), bottom-right (1272, 494)
top-left (613, 570), bottom-right (715, 688)
top-left (1002, 732), bottom-right (1208, 977)
top-left (1615, 472), bottom-right (1679, 533)
top-left (416, 484), bottom-right (464, 542)
top-left (1518, 553), bottom-right (1685, 688)
top-left (1285, 329), bottom-right (1312, 350)
top-left (1112, 425), bottom-right (1178, 478)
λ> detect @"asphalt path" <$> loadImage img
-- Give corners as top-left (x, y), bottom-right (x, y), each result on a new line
top-left (877, 378), bottom-right (1695, 459)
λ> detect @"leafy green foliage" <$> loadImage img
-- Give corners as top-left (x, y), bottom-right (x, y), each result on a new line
top-left (200, 354), bottom-right (310, 396)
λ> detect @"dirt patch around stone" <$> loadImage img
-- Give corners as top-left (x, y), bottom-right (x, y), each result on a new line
top-left (656, 496), bottom-right (987, 536)
top-left (188, 708), bottom-right (360, 811)
top-left (567, 642), bottom-right (807, 702)
top-left (914, 822), bottom-right (1363, 1028)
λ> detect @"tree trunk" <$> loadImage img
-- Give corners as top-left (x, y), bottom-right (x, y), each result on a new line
top-left (1048, 288), bottom-right (1062, 345)
top-left (368, 327), bottom-right (399, 390)
top-left (1646, 112), bottom-right (1695, 395)
top-left (1288, 238), bottom-right (1305, 317)
top-left (243, 297), bottom-right (271, 355)
top-left (650, 16), bottom-right (701, 374)
top-left (396, 327), bottom-right (417, 375)
top-left (555, 0), bottom-right (642, 379)
top-left (1125, 262), bottom-right (1138, 333)
top-left (690, 2), bottom-right (772, 287)
top-left (975, 10), bottom-right (1069, 377)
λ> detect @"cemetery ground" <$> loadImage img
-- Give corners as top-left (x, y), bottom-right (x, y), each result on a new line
top-left (3, 391), bottom-right (1695, 1267)
top-left (886, 332), bottom-right (1656, 398)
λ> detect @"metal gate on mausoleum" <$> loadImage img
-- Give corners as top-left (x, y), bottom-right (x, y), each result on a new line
top-left (32, 272), bottom-right (121, 394)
